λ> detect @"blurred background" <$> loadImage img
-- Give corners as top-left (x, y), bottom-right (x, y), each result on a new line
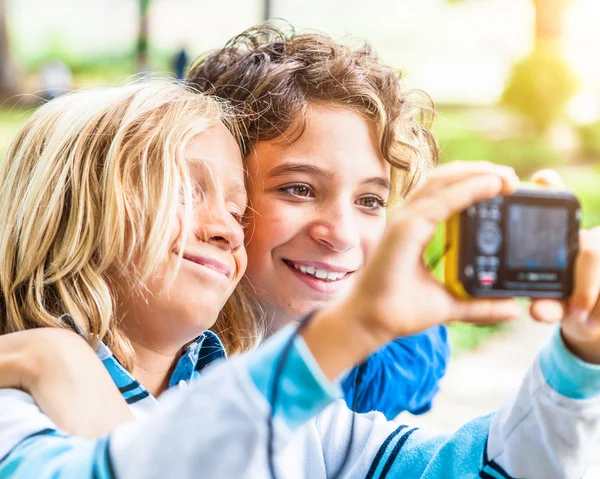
top-left (1, 0), bottom-right (599, 229)
top-left (0, 0), bottom-right (599, 471)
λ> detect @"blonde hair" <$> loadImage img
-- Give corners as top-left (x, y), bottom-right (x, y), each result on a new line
top-left (0, 81), bottom-right (261, 369)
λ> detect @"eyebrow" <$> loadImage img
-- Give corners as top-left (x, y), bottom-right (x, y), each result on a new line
top-left (362, 176), bottom-right (390, 191)
top-left (265, 161), bottom-right (390, 191)
top-left (187, 156), bottom-right (248, 202)
top-left (265, 162), bottom-right (334, 181)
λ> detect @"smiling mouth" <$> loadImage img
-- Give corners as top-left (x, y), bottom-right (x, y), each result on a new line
top-left (282, 260), bottom-right (352, 282)
top-left (182, 253), bottom-right (232, 279)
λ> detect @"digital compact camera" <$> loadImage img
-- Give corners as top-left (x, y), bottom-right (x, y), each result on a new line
top-left (445, 188), bottom-right (581, 299)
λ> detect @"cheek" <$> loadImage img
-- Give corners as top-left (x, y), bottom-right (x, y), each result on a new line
top-left (245, 202), bottom-right (300, 254)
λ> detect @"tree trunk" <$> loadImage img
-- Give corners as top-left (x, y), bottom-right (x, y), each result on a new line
top-left (136, 0), bottom-right (151, 73)
top-left (0, 0), bottom-right (18, 100)
top-left (262, 0), bottom-right (272, 23)
top-left (533, 0), bottom-right (569, 48)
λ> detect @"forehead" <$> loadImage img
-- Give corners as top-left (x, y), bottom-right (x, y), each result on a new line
top-left (185, 122), bottom-right (245, 183)
top-left (248, 103), bottom-right (390, 179)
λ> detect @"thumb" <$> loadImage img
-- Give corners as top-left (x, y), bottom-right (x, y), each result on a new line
top-left (530, 299), bottom-right (566, 324)
top-left (530, 169), bottom-right (566, 189)
top-left (449, 298), bottom-right (523, 324)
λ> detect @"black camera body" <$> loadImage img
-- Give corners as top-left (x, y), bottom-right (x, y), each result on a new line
top-left (445, 188), bottom-right (581, 299)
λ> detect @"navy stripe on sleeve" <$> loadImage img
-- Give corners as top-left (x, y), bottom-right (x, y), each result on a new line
top-left (484, 460), bottom-right (515, 479)
top-left (118, 382), bottom-right (139, 394)
top-left (125, 391), bottom-right (150, 404)
top-left (482, 437), bottom-right (515, 479)
top-left (378, 427), bottom-right (419, 478)
top-left (365, 424), bottom-right (409, 479)
top-left (479, 471), bottom-right (498, 479)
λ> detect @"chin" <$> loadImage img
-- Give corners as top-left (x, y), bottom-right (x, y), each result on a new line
top-left (180, 305), bottom-right (220, 333)
top-left (281, 299), bottom-right (329, 321)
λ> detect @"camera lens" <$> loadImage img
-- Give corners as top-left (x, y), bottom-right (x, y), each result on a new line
top-left (476, 220), bottom-right (502, 256)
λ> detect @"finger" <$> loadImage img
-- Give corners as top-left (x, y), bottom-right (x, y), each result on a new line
top-left (448, 297), bottom-right (523, 324)
top-left (585, 264), bottom-right (600, 329)
top-left (387, 174), bottom-right (512, 252)
top-left (529, 299), bottom-right (565, 323)
top-left (530, 169), bottom-right (566, 189)
top-left (568, 228), bottom-right (600, 317)
top-left (410, 162), bottom-right (518, 203)
top-left (410, 174), bottom-right (515, 226)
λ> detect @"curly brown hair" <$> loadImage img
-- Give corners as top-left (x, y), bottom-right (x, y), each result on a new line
top-left (187, 24), bottom-right (439, 200)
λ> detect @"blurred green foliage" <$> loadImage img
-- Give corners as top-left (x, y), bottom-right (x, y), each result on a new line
top-left (501, 47), bottom-right (578, 133)
top-left (578, 121), bottom-right (600, 161)
top-left (433, 109), bottom-right (561, 176)
top-left (17, 35), bottom-right (175, 83)
top-left (448, 322), bottom-right (509, 356)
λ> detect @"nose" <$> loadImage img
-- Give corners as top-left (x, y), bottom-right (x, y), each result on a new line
top-left (194, 199), bottom-right (244, 253)
top-left (308, 201), bottom-right (360, 253)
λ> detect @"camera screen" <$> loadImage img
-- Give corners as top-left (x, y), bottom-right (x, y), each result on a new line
top-left (506, 204), bottom-right (569, 270)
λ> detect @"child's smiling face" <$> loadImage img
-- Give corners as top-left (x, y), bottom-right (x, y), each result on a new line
top-left (244, 103), bottom-right (391, 323)
top-left (121, 121), bottom-right (248, 347)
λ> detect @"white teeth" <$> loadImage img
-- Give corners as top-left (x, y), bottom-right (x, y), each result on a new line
top-left (290, 262), bottom-right (347, 281)
top-left (326, 271), bottom-right (339, 280)
top-left (315, 269), bottom-right (328, 279)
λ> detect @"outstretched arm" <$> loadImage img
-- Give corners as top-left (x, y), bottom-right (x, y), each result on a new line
top-left (316, 327), bottom-right (600, 479)
top-left (2, 318), bottom-right (597, 479)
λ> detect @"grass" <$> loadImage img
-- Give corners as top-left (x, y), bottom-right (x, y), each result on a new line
top-left (0, 109), bottom-right (33, 158)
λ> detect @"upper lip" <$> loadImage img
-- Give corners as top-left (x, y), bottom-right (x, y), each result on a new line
top-left (182, 253), bottom-right (232, 278)
top-left (283, 259), bottom-right (356, 273)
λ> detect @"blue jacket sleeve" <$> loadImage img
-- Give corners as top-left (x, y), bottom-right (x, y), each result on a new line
top-left (341, 325), bottom-right (450, 419)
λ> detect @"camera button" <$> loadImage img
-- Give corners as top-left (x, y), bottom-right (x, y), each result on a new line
top-left (464, 265), bottom-right (475, 278)
top-left (476, 221), bottom-right (502, 256)
top-left (490, 206), bottom-right (501, 221)
top-left (478, 271), bottom-right (497, 287)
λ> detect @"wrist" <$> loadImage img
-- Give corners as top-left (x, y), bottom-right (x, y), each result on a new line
top-left (540, 327), bottom-right (600, 400)
top-left (300, 299), bottom-right (391, 381)
top-left (561, 328), bottom-right (600, 365)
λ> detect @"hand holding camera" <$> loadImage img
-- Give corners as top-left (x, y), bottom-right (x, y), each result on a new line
top-left (306, 162), bottom-right (600, 381)
top-left (523, 171), bottom-right (600, 364)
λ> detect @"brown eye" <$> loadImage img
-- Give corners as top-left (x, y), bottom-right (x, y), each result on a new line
top-left (356, 196), bottom-right (385, 209)
top-left (292, 185), bottom-right (310, 197)
top-left (279, 183), bottom-right (314, 198)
